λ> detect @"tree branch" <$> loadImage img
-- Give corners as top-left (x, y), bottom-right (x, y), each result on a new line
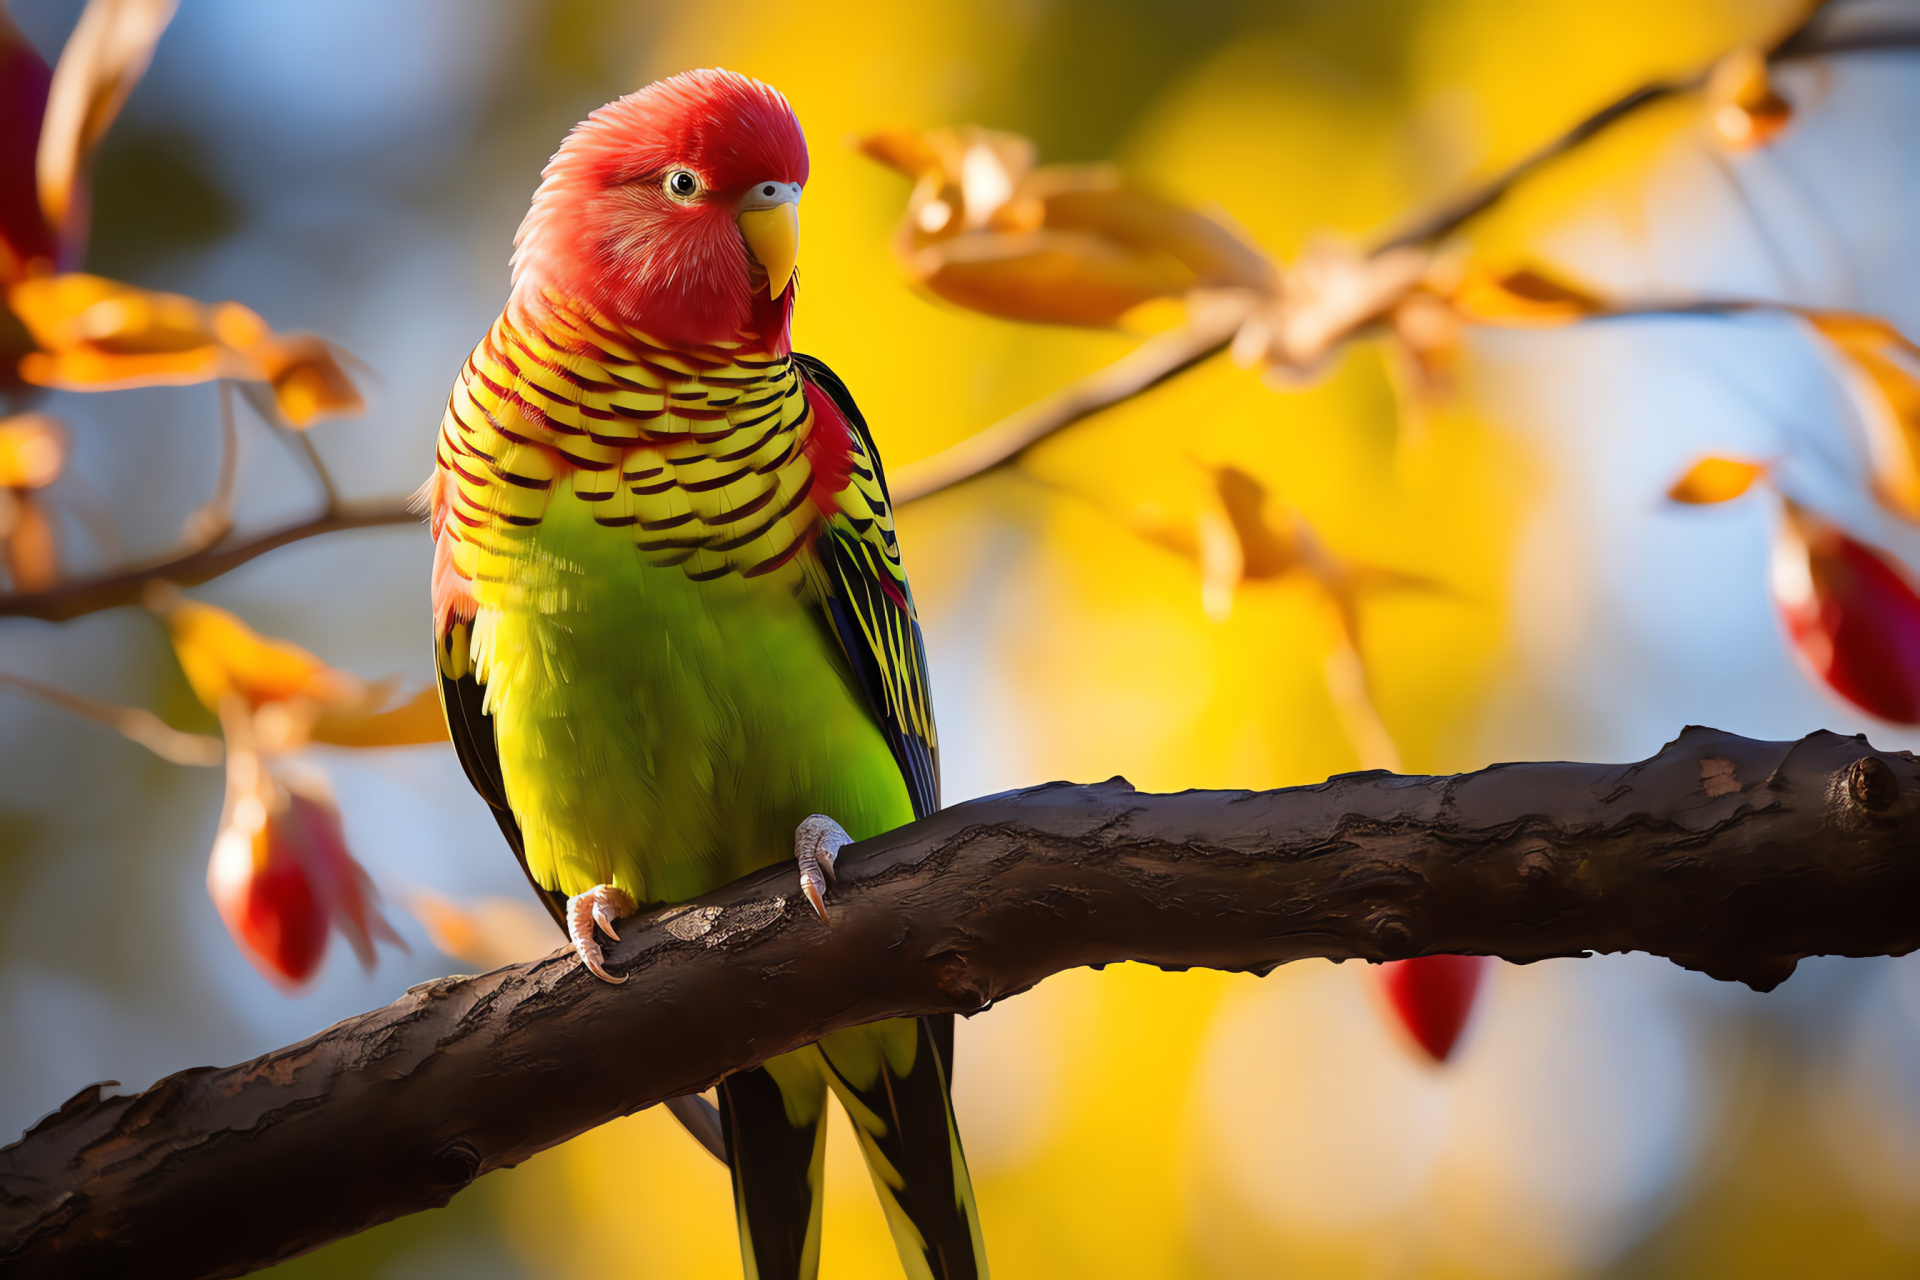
top-left (892, 8), bottom-right (1920, 507)
top-left (3, 726), bottom-right (1917, 1279)
top-left (0, 502), bottom-right (418, 623)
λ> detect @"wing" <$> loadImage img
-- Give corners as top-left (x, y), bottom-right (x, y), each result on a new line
top-left (433, 620), bottom-right (568, 930)
top-left (792, 351), bottom-right (941, 820)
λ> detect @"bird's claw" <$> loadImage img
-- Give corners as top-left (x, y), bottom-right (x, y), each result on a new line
top-left (567, 883), bottom-right (636, 984)
top-left (794, 813), bottom-right (851, 923)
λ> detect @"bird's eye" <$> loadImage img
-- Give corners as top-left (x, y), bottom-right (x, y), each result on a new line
top-left (666, 170), bottom-right (699, 198)
top-left (762, 184), bottom-right (776, 197)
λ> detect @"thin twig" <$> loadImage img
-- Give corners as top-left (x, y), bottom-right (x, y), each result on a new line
top-left (0, 670), bottom-right (221, 766)
top-left (297, 431), bottom-right (340, 512)
top-left (892, 300), bottom-right (1250, 504)
top-left (179, 381), bottom-right (238, 550)
top-left (0, 501), bottom-right (419, 623)
top-left (894, 6), bottom-right (1920, 507)
top-left (1375, 5), bottom-right (1920, 253)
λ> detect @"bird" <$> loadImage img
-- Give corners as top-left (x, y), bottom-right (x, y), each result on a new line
top-left (424, 69), bottom-right (988, 1279)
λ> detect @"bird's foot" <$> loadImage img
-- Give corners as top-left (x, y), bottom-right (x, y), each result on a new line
top-left (566, 883), bottom-right (636, 984)
top-left (794, 814), bottom-right (852, 922)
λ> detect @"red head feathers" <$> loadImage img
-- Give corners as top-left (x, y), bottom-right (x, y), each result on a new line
top-left (511, 69), bottom-right (810, 352)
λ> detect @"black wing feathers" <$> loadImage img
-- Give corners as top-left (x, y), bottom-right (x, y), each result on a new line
top-left (792, 351), bottom-right (941, 821)
top-left (435, 626), bottom-right (567, 930)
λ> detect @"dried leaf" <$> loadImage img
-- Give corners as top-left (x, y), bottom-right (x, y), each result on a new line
top-left (1774, 503), bottom-right (1920, 724)
top-left (8, 273), bottom-right (363, 424)
top-left (308, 684), bottom-right (449, 748)
top-left (0, 9), bottom-right (55, 283)
top-left (1805, 312), bottom-right (1920, 524)
top-left (252, 334), bottom-right (364, 427)
top-left (913, 230), bottom-right (1197, 328)
top-left (35, 0), bottom-right (176, 262)
top-left (862, 125), bottom-right (1271, 328)
top-left (1213, 465), bottom-right (1298, 581)
top-left (0, 414), bottom-right (65, 488)
top-left (1707, 44), bottom-right (1792, 150)
top-left (1667, 455), bottom-right (1765, 505)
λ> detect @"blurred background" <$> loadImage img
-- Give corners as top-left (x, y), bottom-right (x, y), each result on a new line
top-left (5, 0), bottom-right (1920, 1276)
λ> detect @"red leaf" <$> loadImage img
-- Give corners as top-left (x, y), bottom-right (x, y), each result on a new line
top-left (1378, 955), bottom-right (1488, 1063)
top-left (1775, 505), bottom-right (1920, 723)
top-left (208, 795), bottom-right (330, 988)
top-left (0, 10), bottom-right (53, 282)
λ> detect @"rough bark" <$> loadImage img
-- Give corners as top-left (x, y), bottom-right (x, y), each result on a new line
top-left (4, 726), bottom-right (1920, 1279)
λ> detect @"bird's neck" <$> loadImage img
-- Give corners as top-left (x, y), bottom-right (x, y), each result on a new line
top-left (508, 274), bottom-right (793, 364)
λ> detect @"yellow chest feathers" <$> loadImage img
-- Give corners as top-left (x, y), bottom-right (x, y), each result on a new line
top-left (433, 302), bottom-right (825, 598)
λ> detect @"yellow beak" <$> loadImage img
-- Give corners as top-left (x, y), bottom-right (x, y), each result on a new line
top-left (738, 202), bottom-right (800, 300)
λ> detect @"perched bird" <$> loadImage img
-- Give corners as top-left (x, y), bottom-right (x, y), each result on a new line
top-left (426, 70), bottom-right (987, 1279)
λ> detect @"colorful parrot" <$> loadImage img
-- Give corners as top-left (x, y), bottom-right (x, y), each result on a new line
top-left (425, 70), bottom-right (987, 1279)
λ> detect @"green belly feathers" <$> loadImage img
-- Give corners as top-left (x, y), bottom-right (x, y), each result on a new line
top-left (472, 480), bottom-right (914, 906)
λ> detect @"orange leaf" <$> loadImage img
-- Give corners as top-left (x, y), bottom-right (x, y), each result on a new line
top-left (1667, 455), bottom-right (1765, 505)
top-left (915, 230), bottom-right (1196, 328)
top-left (250, 333), bottom-right (365, 427)
top-left (1805, 312), bottom-right (1920, 523)
top-left (36, 0), bottom-right (175, 261)
top-left (864, 125), bottom-right (1272, 328)
top-left (148, 584), bottom-right (358, 712)
top-left (8, 273), bottom-right (362, 424)
top-left (11, 273), bottom-right (249, 386)
top-left (1040, 183), bottom-right (1270, 293)
top-left (1449, 263), bottom-right (1603, 326)
top-left (1707, 45), bottom-right (1792, 151)
top-left (0, 413), bottom-right (65, 488)
top-left (856, 129), bottom-right (945, 182)
top-left (308, 684), bottom-right (449, 748)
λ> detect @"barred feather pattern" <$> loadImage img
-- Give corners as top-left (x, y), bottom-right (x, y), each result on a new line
top-left (427, 290), bottom-right (935, 794)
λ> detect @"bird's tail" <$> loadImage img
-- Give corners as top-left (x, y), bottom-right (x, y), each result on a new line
top-left (719, 1014), bottom-right (987, 1279)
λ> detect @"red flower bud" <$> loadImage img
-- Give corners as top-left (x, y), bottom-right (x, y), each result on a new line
top-left (1378, 954), bottom-right (1488, 1063)
top-left (208, 707), bottom-right (403, 988)
top-left (208, 776), bottom-right (330, 988)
